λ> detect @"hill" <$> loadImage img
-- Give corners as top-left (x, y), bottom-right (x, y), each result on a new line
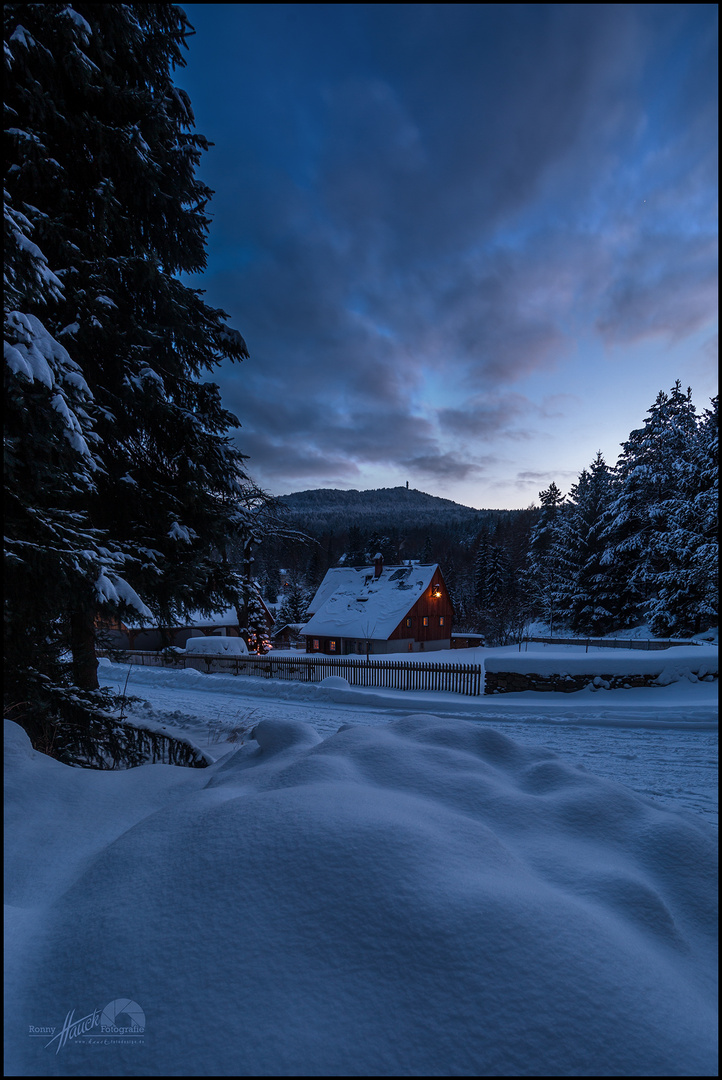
top-left (277, 486), bottom-right (491, 534)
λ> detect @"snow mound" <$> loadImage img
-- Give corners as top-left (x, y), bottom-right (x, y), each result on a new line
top-left (5, 716), bottom-right (716, 1076)
top-left (319, 674), bottom-right (350, 689)
top-left (184, 635), bottom-right (248, 655)
top-left (4, 717), bottom-right (42, 762)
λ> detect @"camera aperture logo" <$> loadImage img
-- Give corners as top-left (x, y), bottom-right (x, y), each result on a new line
top-left (29, 998), bottom-right (145, 1053)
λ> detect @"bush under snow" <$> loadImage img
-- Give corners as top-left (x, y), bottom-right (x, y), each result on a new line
top-left (184, 635), bottom-right (248, 656)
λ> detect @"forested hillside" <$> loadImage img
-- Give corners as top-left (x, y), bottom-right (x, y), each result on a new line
top-left (280, 485), bottom-right (488, 526)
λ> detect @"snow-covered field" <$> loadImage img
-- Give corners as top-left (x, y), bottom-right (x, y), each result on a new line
top-left (4, 644), bottom-right (718, 1076)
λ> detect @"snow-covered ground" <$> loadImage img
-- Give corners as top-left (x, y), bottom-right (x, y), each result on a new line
top-left (4, 646), bottom-right (718, 1076)
top-left (102, 644), bottom-right (718, 826)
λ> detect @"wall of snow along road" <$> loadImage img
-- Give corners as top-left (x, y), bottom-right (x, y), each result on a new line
top-left (4, 712), bottom-right (717, 1077)
top-left (485, 645), bottom-right (718, 694)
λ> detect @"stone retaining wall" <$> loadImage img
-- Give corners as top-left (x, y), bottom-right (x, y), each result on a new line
top-left (484, 670), bottom-right (717, 694)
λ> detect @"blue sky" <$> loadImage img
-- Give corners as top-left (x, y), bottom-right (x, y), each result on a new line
top-left (177, 3), bottom-right (717, 509)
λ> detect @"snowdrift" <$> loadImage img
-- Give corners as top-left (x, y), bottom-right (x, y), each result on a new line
top-left (4, 716), bottom-right (717, 1077)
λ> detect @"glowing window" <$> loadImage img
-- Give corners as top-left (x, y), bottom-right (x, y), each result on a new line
top-left (439, 616), bottom-right (445, 626)
top-left (329, 640), bottom-right (336, 652)
top-left (313, 639), bottom-right (320, 650)
top-left (423, 616), bottom-right (429, 626)
top-left (406, 617), bottom-right (412, 627)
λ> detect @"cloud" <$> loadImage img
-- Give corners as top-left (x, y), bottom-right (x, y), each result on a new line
top-left (400, 452), bottom-right (486, 483)
top-left (596, 234), bottom-right (718, 345)
top-left (178, 3), bottom-right (718, 501)
top-left (436, 394), bottom-right (533, 439)
top-left (515, 469), bottom-right (580, 490)
top-left (237, 431), bottom-right (363, 484)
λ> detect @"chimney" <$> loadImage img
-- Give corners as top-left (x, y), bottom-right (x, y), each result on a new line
top-left (374, 553), bottom-right (383, 578)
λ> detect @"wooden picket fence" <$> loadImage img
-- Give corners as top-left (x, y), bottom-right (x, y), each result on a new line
top-left (111, 650), bottom-right (484, 697)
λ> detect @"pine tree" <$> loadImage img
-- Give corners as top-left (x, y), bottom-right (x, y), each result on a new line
top-left (4, 16), bottom-right (152, 738)
top-left (233, 581), bottom-right (271, 654)
top-left (5, 5), bottom-right (260, 751)
top-left (691, 396), bottom-right (719, 630)
top-left (689, 395), bottom-right (719, 630)
top-left (647, 394), bottom-right (718, 635)
top-left (556, 453), bottom-right (617, 634)
top-left (485, 546), bottom-right (512, 609)
top-left (273, 581), bottom-right (310, 632)
top-left (419, 534), bottom-right (434, 563)
top-left (441, 553), bottom-right (460, 617)
top-left (263, 567), bottom-right (282, 605)
top-left (473, 529), bottom-right (491, 608)
top-left (305, 547), bottom-right (324, 587)
top-left (481, 545), bottom-right (524, 645)
top-left (601, 383), bottom-right (699, 634)
top-left (345, 525), bottom-right (366, 566)
top-left (5, 4), bottom-right (253, 659)
top-left (524, 482), bottom-right (566, 634)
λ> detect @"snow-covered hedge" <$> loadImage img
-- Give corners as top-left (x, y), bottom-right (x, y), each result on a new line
top-left (184, 636), bottom-right (249, 656)
top-left (484, 645), bottom-right (717, 678)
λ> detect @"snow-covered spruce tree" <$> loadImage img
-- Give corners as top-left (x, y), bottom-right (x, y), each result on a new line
top-left (645, 394), bottom-right (718, 635)
top-left (523, 482), bottom-right (566, 635)
top-left (555, 453), bottom-right (617, 635)
top-left (478, 545), bottom-right (524, 646)
top-left (273, 581), bottom-right (310, 633)
top-left (600, 383), bottom-right (700, 635)
top-left (4, 44), bottom-right (153, 748)
top-left (263, 567), bottom-right (282, 605)
top-left (472, 529), bottom-right (492, 610)
top-left (688, 395), bottom-right (719, 630)
top-left (4, 5), bottom-right (256, 755)
top-left (233, 581), bottom-right (271, 654)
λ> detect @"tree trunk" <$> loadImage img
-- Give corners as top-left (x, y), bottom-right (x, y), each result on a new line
top-left (70, 609), bottom-right (99, 690)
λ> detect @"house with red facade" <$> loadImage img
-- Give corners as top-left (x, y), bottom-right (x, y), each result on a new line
top-left (301, 556), bottom-right (453, 655)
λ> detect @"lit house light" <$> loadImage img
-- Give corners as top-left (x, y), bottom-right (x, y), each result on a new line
top-left (431, 585), bottom-right (442, 598)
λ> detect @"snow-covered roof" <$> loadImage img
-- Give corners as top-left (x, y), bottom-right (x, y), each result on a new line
top-left (122, 604), bottom-right (241, 631)
top-left (302, 564), bottom-right (439, 640)
top-left (122, 588), bottom-right (274, 631)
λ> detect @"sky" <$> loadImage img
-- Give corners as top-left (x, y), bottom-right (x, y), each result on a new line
top-left (176, 3), bottom-right (718, 510)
